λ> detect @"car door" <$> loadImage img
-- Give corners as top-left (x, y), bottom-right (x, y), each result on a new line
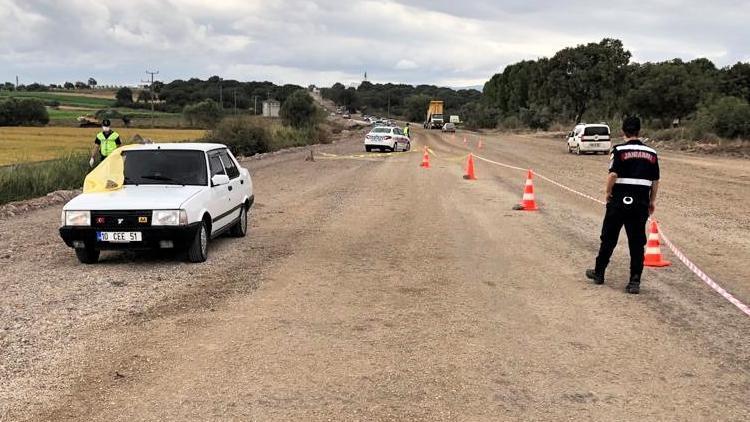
top-left (218, 148), bottom-right (243, 215)
top-left (392, 128), bottom-right (404, 150)
top-left (207, 150), bottom-right (233, 234)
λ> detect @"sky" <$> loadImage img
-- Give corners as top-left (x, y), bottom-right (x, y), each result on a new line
top-left (1, 0), bottom-right (749, 88)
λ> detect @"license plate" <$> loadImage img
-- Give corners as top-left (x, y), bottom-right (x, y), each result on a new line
top-left (97, 231), bottom-right (142, 242)
top-left (590, 143), bottom-right (600, 148)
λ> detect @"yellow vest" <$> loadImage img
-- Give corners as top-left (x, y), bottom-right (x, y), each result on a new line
top-left (97, 131), bottom-right (120, 156)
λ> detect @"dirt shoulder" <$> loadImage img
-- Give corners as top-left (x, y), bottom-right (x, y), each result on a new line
top-left (1, 126), bottom-right (748, 421)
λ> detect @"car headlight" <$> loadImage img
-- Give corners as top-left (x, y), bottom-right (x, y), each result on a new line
top-left (65, 210), bottom-right (91, 226)
top-left (152, 210), bottom-right (187, 226)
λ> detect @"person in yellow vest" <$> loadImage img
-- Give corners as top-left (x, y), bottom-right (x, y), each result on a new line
top-left (403, 122), bottom-right (411, 138)
top-left (89, 119), bottom-right (122, 167)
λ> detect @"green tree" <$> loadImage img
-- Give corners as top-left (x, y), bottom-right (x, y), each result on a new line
top-left (115, 87), bottom-right (134, 105)
top-left (0, 98), bottom-right (49, 126)
top-left (626, 60), bottom-right (703, 124)
top-left (404, 94), bottom-right (430, 122)
top-left (279, 90), bottom-right (319, 128)
top-left (183, 99), bottom-right (222, 128)
top-left (545, 38), bottom-right (631, 122)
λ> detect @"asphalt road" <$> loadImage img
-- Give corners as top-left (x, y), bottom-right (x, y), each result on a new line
top-left (1, 126), bottom-right (748, 421)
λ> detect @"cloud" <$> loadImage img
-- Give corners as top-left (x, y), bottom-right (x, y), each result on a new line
top-left (395, 59), bottom-right (418, 70)
top-left (1, 0), bottom-right (748, 87)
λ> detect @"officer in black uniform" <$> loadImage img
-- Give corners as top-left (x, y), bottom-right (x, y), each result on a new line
top-left (586, 116), bottom-right (660, 294)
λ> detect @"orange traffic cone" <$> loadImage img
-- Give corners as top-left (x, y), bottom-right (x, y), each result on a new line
top-left (463, 154), bottom-right (477, 180)
top-left (644, 221), bottom-right (671, 267)
top-left (517, 169), bottom-right (539, 211)
top-left (420, 147), bottom-right (431, 168)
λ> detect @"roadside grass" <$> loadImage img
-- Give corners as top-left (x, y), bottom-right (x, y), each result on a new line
top-left (0, 153), bottom-right (90, 205)
top-left (0, 127), bottom-right (206, 165)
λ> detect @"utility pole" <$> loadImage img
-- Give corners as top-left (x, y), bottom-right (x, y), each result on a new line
top-left (15, 76), bottom-right (18, 90)
top-left (218, 78), bottom-right (223, 109)
top-left (142, 70), bottom-right (159, 128)
top-left (253, 96), bottom-right (258, 115)
top-left (233, 89), bottom-right (237, 115)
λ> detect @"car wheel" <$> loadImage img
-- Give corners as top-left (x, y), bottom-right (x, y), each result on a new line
top-left (567, 143), bottom-right (572, 153)
top-left (575, 146), bottom-right (581, 155)
top-left (229, 206), bottom-right (248, 237)
top-left (406, 142), bottom-right (411, 151)
top-left (75, 244), bottom-right (100, 264)
top-left (187, 221), bottom-right (208, 263)
top-left (365, 146), bottom-right (372, 152)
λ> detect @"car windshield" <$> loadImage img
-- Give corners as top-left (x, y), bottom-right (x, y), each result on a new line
top-left (371, 128), bottom-right (391, 134)
top-left (584, 126), bottom-right (609, 136)
top-left (123, 150), bottom-right (208, 186)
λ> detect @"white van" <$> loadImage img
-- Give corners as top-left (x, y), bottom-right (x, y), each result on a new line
top-left (566, 124), bottom-right (611, 155)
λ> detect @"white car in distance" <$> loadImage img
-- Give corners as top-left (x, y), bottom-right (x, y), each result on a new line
top-left (364, 126), bottom-right (411, 152)
top-left (566, 123), bottom-right (612, 155)
top-left (59, 143), bottom-right (254, 264)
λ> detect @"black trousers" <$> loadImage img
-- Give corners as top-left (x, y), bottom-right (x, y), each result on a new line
top-left (595, 203), bottom-right (649, 277)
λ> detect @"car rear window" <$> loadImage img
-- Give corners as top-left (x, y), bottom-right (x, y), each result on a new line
top-left (123, 150), bottom-right (208, 186)
top-left (372, 127), bottom-right (391, 133)
top-left (584, 126), bottom-right (610, 136)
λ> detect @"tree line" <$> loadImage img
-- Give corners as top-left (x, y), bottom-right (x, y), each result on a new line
top-left (480, 38), bottom-right (750, 135)
top-left (320, 38), bottom-right (750, 138)
top-left (321, 81), bottom-right (481, 122)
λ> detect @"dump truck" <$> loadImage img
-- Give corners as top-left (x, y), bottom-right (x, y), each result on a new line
top-left (424, 100), bottom-right (444, 129)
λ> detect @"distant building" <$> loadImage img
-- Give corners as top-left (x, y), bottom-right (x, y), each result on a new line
top-left (263, 100), bottom-right (280, 118)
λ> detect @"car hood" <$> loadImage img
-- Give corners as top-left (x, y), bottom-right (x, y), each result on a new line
top-left (63, 185), bottom-right (204, 210)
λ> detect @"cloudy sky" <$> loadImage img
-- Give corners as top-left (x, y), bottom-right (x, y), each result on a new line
top-left (1, 0), bottom-right (749, 88)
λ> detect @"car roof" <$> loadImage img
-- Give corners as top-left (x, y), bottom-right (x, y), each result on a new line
top-left (371, 126), bottom-right (394, 131)
top-left (124, 142), bottom-right (227, 152)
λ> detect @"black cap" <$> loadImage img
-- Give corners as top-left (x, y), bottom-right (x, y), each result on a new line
top-left (622, 116), bottom-right (641, 134)
top-left (102, 119), bottom-right (111, 126)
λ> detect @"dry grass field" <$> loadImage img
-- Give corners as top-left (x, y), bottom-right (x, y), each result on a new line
top-left (0, 127), bottom-right (206, 165)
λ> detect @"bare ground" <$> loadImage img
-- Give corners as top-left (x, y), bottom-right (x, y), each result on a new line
top-left (1, 127), bottom-right (748, 421)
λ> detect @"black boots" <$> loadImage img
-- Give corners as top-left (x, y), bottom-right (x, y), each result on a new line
top-left (585, 269), bottom-right (605, 285)
top-left (626, 274), bottom-right (641, 294)
top-left (586, 269), bottom-right (641, 294)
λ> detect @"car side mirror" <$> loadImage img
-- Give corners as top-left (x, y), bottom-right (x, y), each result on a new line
top-left (212, 174), bottom-right (230, 186)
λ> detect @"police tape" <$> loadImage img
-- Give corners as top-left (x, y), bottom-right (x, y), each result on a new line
top-left (473, 153), bottom-right (750, 317)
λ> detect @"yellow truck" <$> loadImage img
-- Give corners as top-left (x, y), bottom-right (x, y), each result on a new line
top-left (424, 100), bottom-right (444, 129)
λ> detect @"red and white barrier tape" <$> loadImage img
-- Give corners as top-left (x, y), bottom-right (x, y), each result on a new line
top-left (473, 153), bottom-right (750, 317)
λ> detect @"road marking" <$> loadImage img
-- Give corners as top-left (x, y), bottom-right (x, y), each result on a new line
top-left (472, 153), bottom-right (750, 317)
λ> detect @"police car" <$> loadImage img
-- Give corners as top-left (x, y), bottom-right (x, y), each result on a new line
top-left (566, 123), bottom-right (611, 155)
top-left (59, 143), bottom-right (254, 264)
top-left (364, 126), bottom-right (411, 152)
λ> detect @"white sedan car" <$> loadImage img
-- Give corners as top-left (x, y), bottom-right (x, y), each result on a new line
top-left (59, 143), bottom-right (253, 263)
top-left (364, 126), bottom-right (411, 152)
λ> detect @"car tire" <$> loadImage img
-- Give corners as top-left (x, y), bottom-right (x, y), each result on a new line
top-left (75, 244), bottom-right (100, 264)
top-left (365, 146), bottom-right (372, 152)
top-left (405, 142), bottom-right (411, 151)
top-left (575, 146), bottom-right (581, 155)
top-left (229, 206), bottom-right (248, 237)
top-left (187, 221), bottom-right (208, 263)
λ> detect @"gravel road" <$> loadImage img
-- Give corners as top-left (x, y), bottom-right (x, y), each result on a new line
top-left (1, 126), bottom-right (748, 421)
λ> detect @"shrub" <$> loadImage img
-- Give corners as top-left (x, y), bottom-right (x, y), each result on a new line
top-left (0, 98), bottom-right (49, 126)
top-left (183, 99), bottom-right (222, 128)
top-left (279, 90), bottom-right (320, 128)
top-left (0, 154), bottom-right (89, 205)
top-left (499, 115), bottom-right (522, 130)
top-left (206, 116), bottom-right (271, 156)
top-left (519, 107), bottom-right (552, 130)
top-left (695, 96), bottom-right (750, 139)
